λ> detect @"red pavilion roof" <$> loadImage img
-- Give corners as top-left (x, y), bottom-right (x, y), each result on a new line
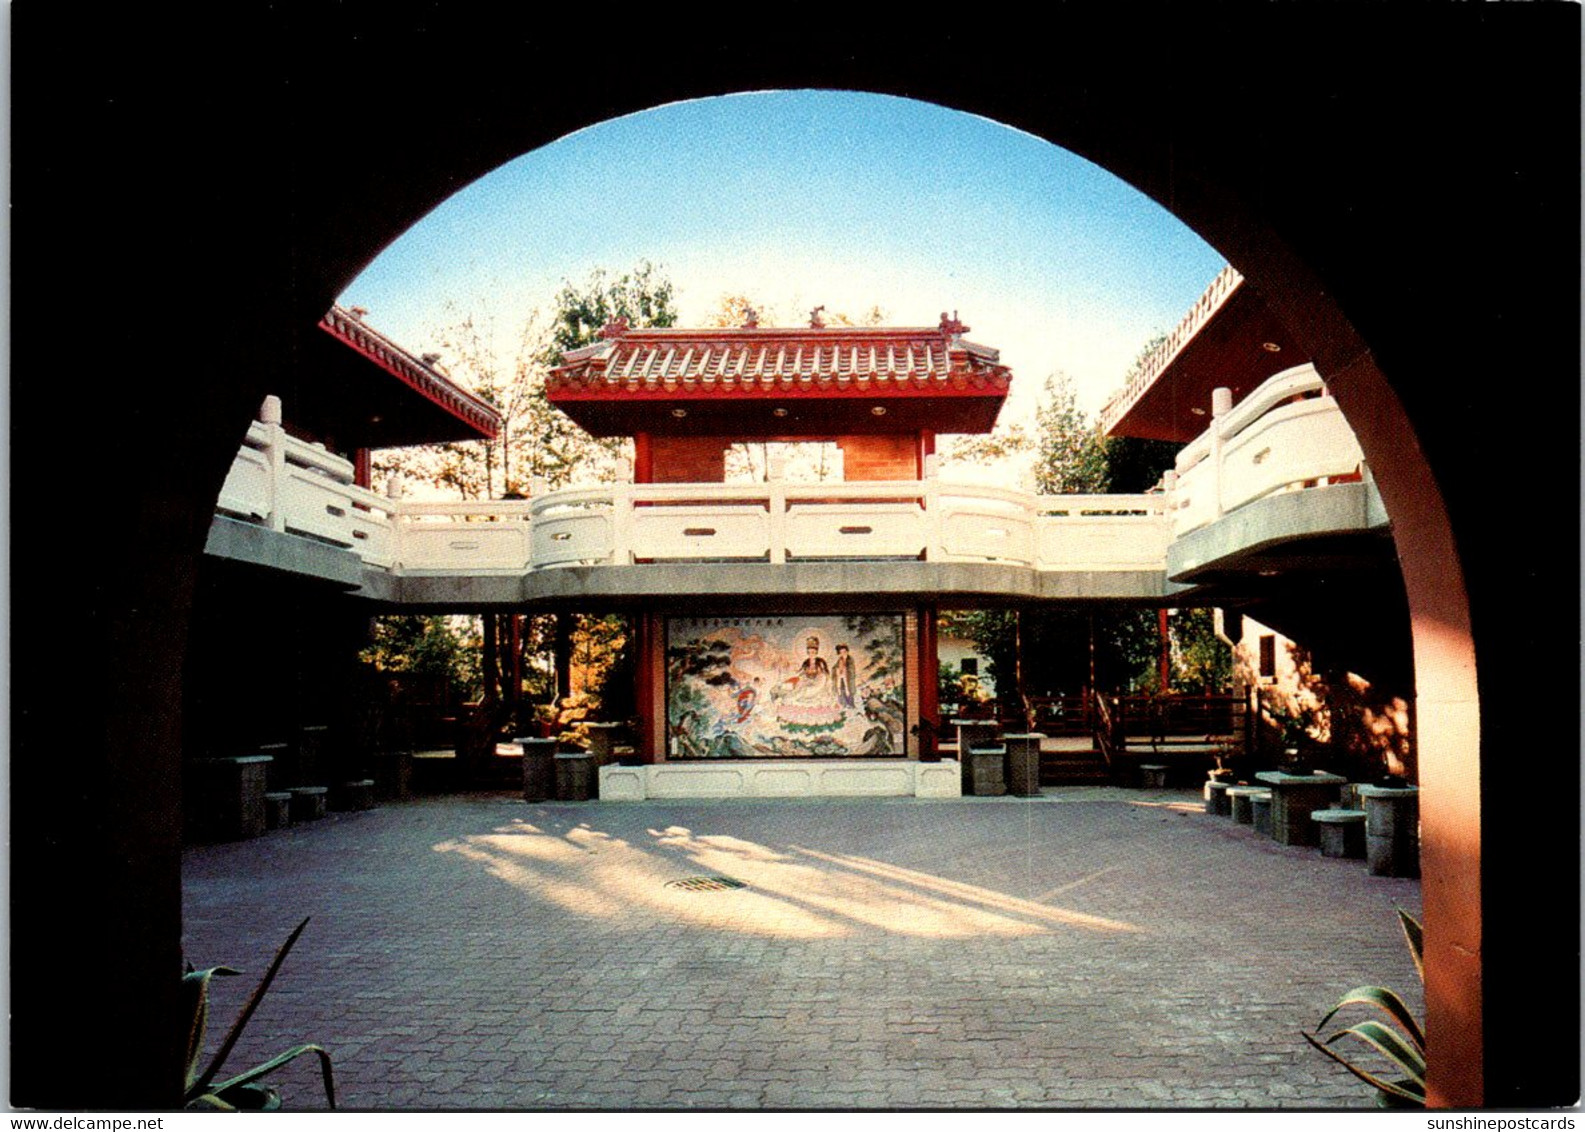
top-left (318, 305), bottom-right (501, 443)
top-left (547, 315), bottom-right (1012, 437)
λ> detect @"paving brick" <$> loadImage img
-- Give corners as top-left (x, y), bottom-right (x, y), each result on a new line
top-left (183, 789), bottom-right (1421, 1110)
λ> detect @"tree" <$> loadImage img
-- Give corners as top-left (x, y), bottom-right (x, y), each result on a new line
top-left (1033, 373), bottom-right (1110, 493)
top-left (547, 261), bottom-right (676, 358)
top-left (371, 264), bottom-right (678, 755)
top-left (378, 261), bottom-right (678, 499)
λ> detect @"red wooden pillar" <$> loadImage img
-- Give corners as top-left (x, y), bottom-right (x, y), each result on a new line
top-left (916, 430), bottom-right (936, 478)
top-left (633, 613), bottom-right (656, 762)
top-left (918, 605), bottom-right (939, 754)
top-left (633, 432), bottom-right (653, 484)
top-left (1158, 608), bottom-right (1172, 694)
top-left (353, 448), bottom-right (372, 489)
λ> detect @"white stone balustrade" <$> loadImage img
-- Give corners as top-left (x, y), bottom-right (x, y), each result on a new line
top-left (214, 368), bottom-right (1370, 579)
top-left (1170, 364), bottom-right (1366, 537)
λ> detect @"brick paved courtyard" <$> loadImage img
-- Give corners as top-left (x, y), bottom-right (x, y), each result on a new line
top-left (182, 789), bottom-right (1423, 1110)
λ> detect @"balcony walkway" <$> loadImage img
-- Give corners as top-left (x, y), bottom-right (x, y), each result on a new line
top-left (207, 363), bottom-right (1387, 609)
top-left (183, 790), bottom-right (1420, 1110)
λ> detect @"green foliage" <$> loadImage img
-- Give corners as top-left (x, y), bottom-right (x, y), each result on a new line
top-left (1305, 911), bottom-right (1426, 1107)
top-left (361, 615), bottom-right (480, 699)
top-left (546, 261), bottom-right (677, 360)
top-left (184, 918), bottom-right (335, 1111)
top-left (1033, 373), bottom-right (1109, 494)
top-left (1171, 608), bottom-right (1233, 694)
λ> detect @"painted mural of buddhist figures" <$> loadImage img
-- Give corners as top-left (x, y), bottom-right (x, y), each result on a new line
top-left (787, 636), bottom-right (832, 705)
top-left (833, 643), bottom-right (857, 709)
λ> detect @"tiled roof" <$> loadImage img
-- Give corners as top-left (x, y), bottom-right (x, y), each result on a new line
top-left (320, 305), bottom-right (502, 439)
top-left (549, 321), bottom-right (1011, 398)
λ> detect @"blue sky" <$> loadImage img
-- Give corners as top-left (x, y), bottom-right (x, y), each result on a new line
top-left (339, 90), bottom-right (1226, 424)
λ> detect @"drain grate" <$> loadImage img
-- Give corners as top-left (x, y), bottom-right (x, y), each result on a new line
top-left (666, 875), bottom-right (750, 893)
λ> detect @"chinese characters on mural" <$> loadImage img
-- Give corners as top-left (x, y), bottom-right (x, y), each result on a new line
top-left (666, 615), bottom-right (906, 759)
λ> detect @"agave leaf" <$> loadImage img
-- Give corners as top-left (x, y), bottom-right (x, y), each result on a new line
top-left (194, 917), bottom-right (312, 1095)
top-left (185, 1091), bottom-right (239, 1112)
top-left (180, 965), bottom-right (240, 1091)
top-left (1316, 985), bottom-right (1425, 1053)
top-left (1321, 1019), bottom-right (1427, 1085)
top-left (1398, 910), bottom-right (1424, 984)
top-left (1303, 1032), bottom-right (1426, 1105)
top-left (210, 1043), bottom-right (336, 1109)
top-left (213, 1082), bottom-right (283, 1111)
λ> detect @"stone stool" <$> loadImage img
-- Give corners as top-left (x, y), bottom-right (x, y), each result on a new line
top-left (1312, 809), bottom-right (1367, 859)
top-left (1141, 763), bottom-right (1169, 789)
top-left (289, 785), bottom-right (328, 822)
top-left (555, 752), bottom-right (594, 801)
top-left (968, 744), bottom-right (1008, 796)
top-left (264, 791), bottom-right (294, 831)
top-left (1204, 779), bottom-right (1232, 815)
top-left (519, 737), bottom-right (557, 802)
top-left (1359, 785), bottom-right (1420, 877)
top-left (1002, 733), bottom-right (1045, 796)
top-left (1251, 792), bottom-right (1273, 836)
top-left (331, 779), bottom-right (375, 812)
top-left (1227, 785), bottom-right (1268, 825)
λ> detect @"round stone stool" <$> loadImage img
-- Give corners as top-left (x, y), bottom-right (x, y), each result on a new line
top-left (555, 752), bottom-right (594, 801)
top-left (264, 791), bottom-right (294, 830)
top-left (1312, 809), bottom-right (1367, 859)
top-left (1251, 793), bottom-right (1273, 836)
top-left (289, 785), bottom-right (328, 822)
top-left (1141, 764), bottom-right (1169, 789)
top-left (1227, 785), bottom-right (1267, 825)
top-left (1205, 780), bottom-right (1232, 816)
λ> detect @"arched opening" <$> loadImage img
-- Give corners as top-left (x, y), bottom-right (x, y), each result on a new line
top-left (18, 10), bottom-right (1575, 1109)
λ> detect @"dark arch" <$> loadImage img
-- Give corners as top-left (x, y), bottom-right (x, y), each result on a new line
top-left (18, 8), bottom-right (1576, 1108)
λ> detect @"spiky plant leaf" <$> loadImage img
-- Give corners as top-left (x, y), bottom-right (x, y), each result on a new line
top-left (1316, 985), bottom-right (1425, 1053)
top-left (181, 965), bottom-right (239, 1091)
top-left (1303, 1032), bottom-right (1426, 1105)
top-left (185, 1091), bottom-right (239, 1112)
top-left (1398, 910), bottom-right (1424, 983)
top-left (211, 1044), bottom-right (335, 1110)
top-left (1320, 1019), bottom-right (1427, 1085)
top-left (194, 917), bottom-right (311, 1094)
top-left (214, 1082), bottom-right (283, 1111)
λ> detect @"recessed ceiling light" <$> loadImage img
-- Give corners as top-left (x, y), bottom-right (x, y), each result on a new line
top-left (671, 408), bottom-right (688, 418)
top-left (772, 407), bottom-right (788, 418)
top-left (1261, 342), bottom-right (1282, 353)
top-left (870, 406), bottom-right (887, 416)
top-left (1190, 407), bottom-right (1206, 416)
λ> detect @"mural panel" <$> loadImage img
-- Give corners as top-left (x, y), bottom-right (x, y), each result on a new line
top-left (666, 614), bottom-right (907, 759)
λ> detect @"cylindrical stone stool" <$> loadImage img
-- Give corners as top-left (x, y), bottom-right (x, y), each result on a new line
top-left (1251, 792), bottom-right (1273, 836)
top-left (969, 744), bottom-right (1008, 796)
top-left (290, 785), bottom-right (328, 822)
top-left (1002, 733), bottom-right (1045, 797)
top-left (1358, 785), bottom-right (1420, 877)
top-left (264, 791), bottom-right (294, 831)
top-left (1312, 809), bottom-right (1368, 858)
top-left (1205, 779), bottom-right (1232, 815)
top-left (519, 737), bottom-right (556, 803)
top-left (1141, 764), bottom-right (1169, 789)
top-left (1228, 785), bottom-right (1266, 825)
top-left (555, 751), bottom-right (594, 801)
top-left (331, 779), bottom-right (375, 812)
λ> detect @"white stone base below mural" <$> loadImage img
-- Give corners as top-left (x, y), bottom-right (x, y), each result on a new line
top-left (598, 759), bottom-right (962, 801)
